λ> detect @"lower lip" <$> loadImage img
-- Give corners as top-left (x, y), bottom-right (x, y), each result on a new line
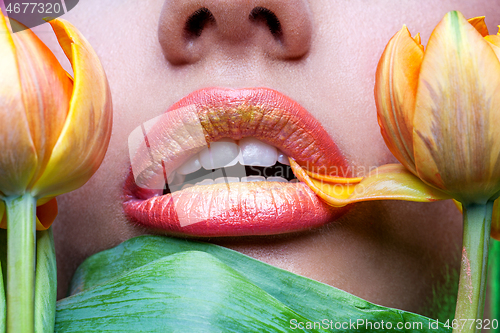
top-left (123, 87), bottom-right (352, 237)
top-left (123, 176), bottom-right (349, 237)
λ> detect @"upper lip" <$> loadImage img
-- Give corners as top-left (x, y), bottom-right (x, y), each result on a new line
top-left (123, 87), bottom-right (352, 236)
top-left (128, 87), bottom-right (350, 194)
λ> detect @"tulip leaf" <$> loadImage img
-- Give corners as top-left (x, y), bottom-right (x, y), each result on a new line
top-left (488, 239), bottom-right (500, 324)
top-left (57, 235), bottom-right (451, 332)
top-left (34, 228), bottom-right (57, 333)
top-left (0, 230), bottom-right (5, 290)
top-left (0, 245), bottom-right (4, 333)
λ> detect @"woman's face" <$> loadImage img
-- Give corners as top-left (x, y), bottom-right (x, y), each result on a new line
top-left (30, 0), bottom-right (499, 317)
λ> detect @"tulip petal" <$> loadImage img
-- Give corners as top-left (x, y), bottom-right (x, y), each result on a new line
top-left (8, 19), bottom-right (73, 190)
top-left (467, 16), bottom-right (489, 37)
top-left (290, 159), bottom-right (451, 208)
top-left (375, 25), bottom-right (424, 175)
top-left (34, 198), bottom-right (58, 230)
top-left (303, 169), bottom-right (363, 184)
top-left (31, 19), bottom-right (112, 198)
top-left (484, 35), bottom-right (500, 60)
top-left (0, 15), bottom-right (37, 196)
top-left (413, 33), bottom-right (424, 52)
top-left (413, 11), bottom-right (500, 204)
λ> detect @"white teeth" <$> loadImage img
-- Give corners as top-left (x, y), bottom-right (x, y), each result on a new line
top-left (196, 179), bottom-right (215, 186)
top-left (214, 177), bottom-right (226, 184)
top-left (224, 153), bottom-right (240, 167)
top-left (214, 177), bottom-right (239, 184)
top-left (239, 138), bottom-right (277, 167)
top-left (177, 154), bottom-right (202, 175)
top-left (188, 176), bottom-right (295, 186)
top-left (199, 138), bottom-right (239, 170)
top-left (170, 138), bottom-right (297, 189)
top-left (267, 176), bottom-right (288, 183)
top-left (277, 150), bottom-right (290, 166)
top-left (167, 172), bottom-right (185, 185)
top-left (181, 183), bottom-right (194, 190)
top-left (241, 176), bottom-right (266, 183)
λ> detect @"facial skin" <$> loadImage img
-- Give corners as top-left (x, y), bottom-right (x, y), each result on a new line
top-left (14, 0), bottom-right (499, 318)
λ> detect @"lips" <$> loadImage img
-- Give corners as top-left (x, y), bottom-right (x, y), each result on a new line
top-left (123, 87), bottom-right (352, 237)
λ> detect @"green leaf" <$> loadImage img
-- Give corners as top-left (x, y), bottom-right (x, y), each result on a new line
top-left (35, 227), bottom-right (57, 333)
top-left (0, 229), bottom-right (6, 299)
top-left (488, 238), bottom-right (500, 329)
top-left (59, 251), bottom-right (326, 332)
top-left (0, 239), bottom-right (5, 333)
top-left (56, 236), bottom-right (450, 332)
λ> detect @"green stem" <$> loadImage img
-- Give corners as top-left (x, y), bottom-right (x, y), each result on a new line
top-left (6, 193), bottom-right (36, 333)
top-left (453, 202), bottom-right (493, 333)
top-left (488, 238), bottom-right (500, 331)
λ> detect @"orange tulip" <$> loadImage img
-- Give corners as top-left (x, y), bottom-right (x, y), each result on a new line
top-left (0, 14), bottom-right (112, 332)
top-left (374, 12), bottom-right (500, 328)
top-left (291, 12), bottom-right (500, 234)
top-left (0, 14), bottom-right (112, 230)
top-left (375, 12), bottom-right (500, 206)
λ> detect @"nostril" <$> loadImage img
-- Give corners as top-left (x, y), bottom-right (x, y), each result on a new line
top-left (249, 7), bottom-right (283, 41)
top-left (184, 7), bottom-right (216, 38)
top-left (159, 0), bottom-right (312, 65)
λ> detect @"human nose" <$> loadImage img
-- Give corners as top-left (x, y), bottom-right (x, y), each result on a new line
top-left (158, 0), bottom-right (313, 65)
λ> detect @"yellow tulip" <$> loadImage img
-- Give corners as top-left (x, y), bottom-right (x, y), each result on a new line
top-left (373, 12), bottom-right (500, 329)
top-left (375, 11), bottom-right (500, 205)
top-left (0, 14), bottom-right (112, 333)
top-left (0, 14), bottom-right (112, 230)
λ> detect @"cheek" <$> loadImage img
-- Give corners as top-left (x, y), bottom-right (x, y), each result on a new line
top-left (301, 31), bottom-right (397, 170)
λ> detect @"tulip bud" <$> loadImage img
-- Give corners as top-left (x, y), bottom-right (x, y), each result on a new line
top-left (375, 12), bottom-right (500, 206)
top-left (0, 13), bottom-right (112, 332)
top-left (0, 14), bottom-right (112, 230)
top-left (374, 12), bottom-right (500, 328)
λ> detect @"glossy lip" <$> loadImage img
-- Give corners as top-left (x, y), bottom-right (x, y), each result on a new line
top-left (123, 87), bottom-right (352, 237)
